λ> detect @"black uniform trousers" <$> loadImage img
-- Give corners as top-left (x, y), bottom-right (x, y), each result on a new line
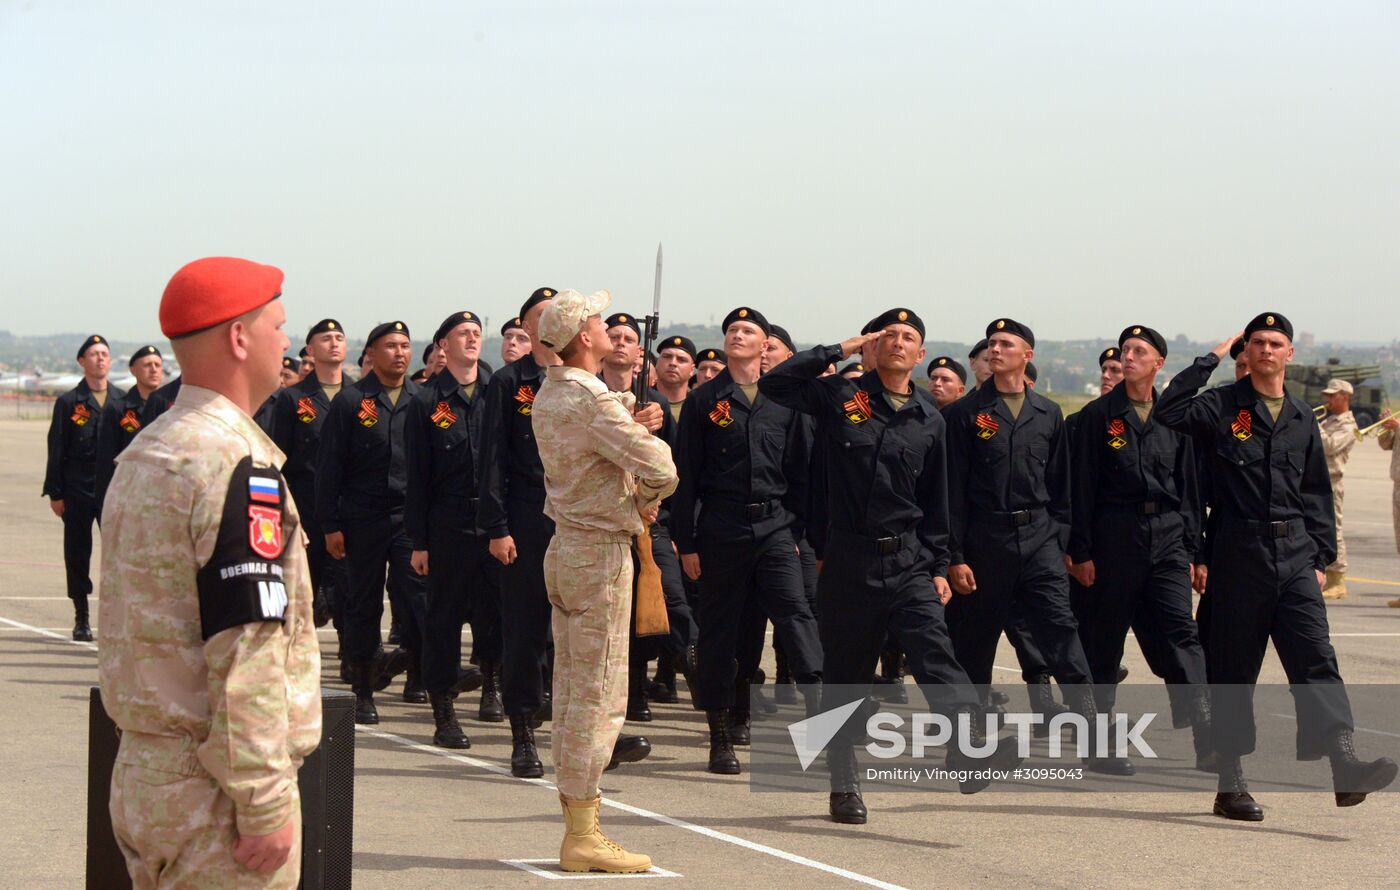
top-left (423, 510), bottom-right (502, 695)
top-left (342, 513), bottom-right (428, 665)
top-left (947, 512), bottom-right (1092, 701)
top-left (1074, 509), bottom-right (1207, 711)
top-left (1205, 521), bottom-right (1352, 759)
top-left (62, 494), bottom-right (100, 601)
top-left (652, 524), bottom-right (697, 658)
top-left (500, 497), bottom-right (555, 717)
top-left (1005, 611), bottom-right (1051, 682)
top-left (694, 526), bottom-right (822, 710)
top-left (819, 531), bottom-right (979, 735)
top-left (290, 480), bottom-right (347, 632)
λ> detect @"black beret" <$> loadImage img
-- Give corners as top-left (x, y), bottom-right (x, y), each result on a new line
top-left (1098, 346), bottom-right (1121, 368)
top-left (281, 356), bottom-right (298, 371)
top-left (1025, 361), bottom-right (1039, 383)
top-left (306, 318), bottom-right (343, 342)
top-left (421, 343), bottom-right (435, 364)
top-left (659, 335), bottom-right (697, 360)
top-left (926, 355), bottom-right (966, 383)
top-left (968, 338), bottom-right (989, 360)
top-left (297, 345), bottom-right (309, 358)
top-left (357, 347), bottom-right (368, 364)
top-left (860, 318), bottom-right (880, 336)
top-left (128, 344), bottom-right (161, 367)
top-left (518, 287), bottom-right (557, 319)
top-left (987, 318), bottom-right (1034, 348)
top-left (501, 316), bottom-right (526, 335)
top-left (697, 348), bottom-right (726, 365)
top-left (434, 310), bottom-right (482, 345)
top-left (1229, 338), bottom-right (1246, 360)
top-left (840, 361), bottom-right (866, 376)
top-left (769, 325), bottom-right (796, 354)
top-left (366, 320), bottom-right (409, 346)
top-left (605, 312), bottom-right (641, 338)
top-left (1243, 311), bottom-right (1292, 343)
top-left (1117, 325), bottom-right (1167, 358)
top-left (721, 306), bottom-right (770, 336)
top-left (868, 307), bottom-right (926, 340)
top-left (77, 334), bottom-right (108, 360)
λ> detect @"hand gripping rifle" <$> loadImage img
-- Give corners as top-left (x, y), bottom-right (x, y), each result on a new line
top-left (634, 243), bottom-right (670, 637)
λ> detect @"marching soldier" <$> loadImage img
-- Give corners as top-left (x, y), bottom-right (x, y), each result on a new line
top-left (672, 306), bottom-right (822, 775)
top-left (97, 345), bottom-right (170, 507)
top-left (480, 287), bottom-right (559, 778)
top-left (943, 320), bottom-right (1095, 716)
top-left (44, 333), bottom-right (122, 641)
top-left (1379, 414), bottom-right (1400, 607)
top-left (1097, 347), bottom-right (1123, 394)
top-left (1154, 313), bottom-right (1396, 820)
top-left (967, 339), bottom-right (991, 388)
top-left (269, 319), bottom-right (348, 639)
top-left (1067, 325), bottom-right (1212, 775)
top-left (694, 348), bottom-right (726, 386)
top-left (317, 320), bottom-right (428, 723)
top-left (296, 346), bottom-right (314, 381)
top-left (501, 316), bottom-right (532, 365)
top-left (1317, 380), bottom-right (1359, 599)
top-left (924, 355), bottom-right (966, 409)
top-left (761, 308), bottom-right (1022, 824)
top-left (655, 335), bottom-right (697, 421)
top-left (99, 256), bottom-right (319, 887)
top-left (405, 311), bottom-right (497, 747)
top-left (1230, 337), bottom-right (1249, 380)
top-left (532, 289), bottom-right (677, 874)
top-left (761, 325), bottom-right (796, 373)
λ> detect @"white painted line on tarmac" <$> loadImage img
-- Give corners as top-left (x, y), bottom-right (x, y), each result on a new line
top-left (0, 615), bottom-right (97, 650)
top-left (1268, 713), bottom-right (1400, 740)
top-left (502, 859), bottom-right (683, 880)
top-left (359, 726), bottom-right (909, 890)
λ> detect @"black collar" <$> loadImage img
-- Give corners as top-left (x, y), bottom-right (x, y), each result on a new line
top-left (855, 369), bottom-right (929, 419)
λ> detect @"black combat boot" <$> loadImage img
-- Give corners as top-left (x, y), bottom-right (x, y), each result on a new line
top-left (536, 690), bottom-right (553, 723)
top-left (648, 658), bottom-right (679, 704)
top-left (478, 660), bottom-right (504, 723)
top-left (452, 664), bottom-right (484, 695)
top-left (946, 705), bottom-right (1024, 793)
top-left (707, 710), bottom-right (741, 775)
top-left (509, 714), bottom-right (544, 778)
top-left (374, 647), bottom-right (412, 692)
top-left (730, 678), bottom-right (752, 746)
top-left (827, 742), bottom-right (868, 824)
top-left (353, 661), bottom-right (380, 725)
top-left (1213, 756), bottom-right (1263, 821)
top-left (626, 690), bottom-right (653, 722)
top-left (873, 650), bottom-right (907, 704)
top-left (72, 596), bottom-right (93, 642)
top-left (402, 668), bottom-right (428, 704)
top-left (1189, 687), bottom-right (1217, 773)
top-left (387, 615), bottom-right (401, 646)
top-left (1327, 727), bottom-right (1399, 807)
top-left (1026, 673), bottom-right (1070, 738)
top-left (773, 648), bottom-right (798, 705)
top-left (430, 693), bottom-right (471, 749)
top-left (606, 735), bottom-right (653, 771)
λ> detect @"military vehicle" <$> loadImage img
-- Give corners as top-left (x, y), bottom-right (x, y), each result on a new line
top-left (1285, 359), bottom-right (1389, 427)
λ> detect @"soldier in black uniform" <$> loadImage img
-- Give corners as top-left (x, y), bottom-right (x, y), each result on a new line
top-left (97, 344), bottom-right (170, 507)
top-left (480, 287), bottom-right (559, 778)
top-left (500, 316), bottom-right (532, 365)
top-left (1068, 326), bottom-right (1212, 775)
top-left (694, 348), bottom-right (726, 387)
top-left (761, 308), bottom-right (1022, 824)
top-left (317, 320), bottom-right (428, 724)
top-left (406, 311), bottom-right (497, 748)
top-left (944, 319), bottom-right (1095, 722)
top-left (966, 339), bottom-right (991, 388)
top-left (252, 357), bottom-right (297, 434)
top-left (270, 319), bottom-right (349, 640)
top-left (44, 334), bottom-right (122, 641)
top-left (925, 356), bottom-right (966, 410)
top-left (671, 306), bottom-right (822, 775)
top-left (654, 335), bottom-right (696, 421)
top-left (1154, 313), bottom-right (1396, 821)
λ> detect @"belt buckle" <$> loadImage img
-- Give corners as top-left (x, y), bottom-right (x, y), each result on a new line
top-left (1141, 502), bottom-right (1160, 516)
top-left (746, 503), bottom-right (765, 521)
top-left (1011, 510), bottom-right (1031, 527)
top-left (1270, 520), bottom-right (1290, 538)
top-left (875, 536), bottom-right (900, 555)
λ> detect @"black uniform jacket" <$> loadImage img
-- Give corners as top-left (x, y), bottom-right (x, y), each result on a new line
top-left (477, 352), bottom-right (548, 539)
top-left (44, 379), bottom-right (124, 503)
top-left (316, 373), bottom-right (420, 534)
top-left (405, 365), bottom-right (493, 549)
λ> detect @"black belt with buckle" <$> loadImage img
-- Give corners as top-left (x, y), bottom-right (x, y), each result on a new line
top-left (744, 502), bottom-right (770, 521)
top-left (1232, 518), bottom-right (1298, 538)
top-left (875, 536), bottom-right (903, 555)
top-left (996, 509), bottom-right (1036, 527)
top-left (1138, 501), bottom-right (1163, 516)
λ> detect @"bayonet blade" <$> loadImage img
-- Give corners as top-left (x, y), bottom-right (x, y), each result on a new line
top-left (652, 242), bottom-right (663, 316)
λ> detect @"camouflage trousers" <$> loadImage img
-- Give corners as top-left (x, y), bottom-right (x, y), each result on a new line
top-left (543, 534), bottom-right (633, 801)
top-left (1328, 477), bottom-right (1347, 573)
top-left (1393, 482), bottom-right (1400, 555)
top-left (110, 733), bottom-right (301, 889)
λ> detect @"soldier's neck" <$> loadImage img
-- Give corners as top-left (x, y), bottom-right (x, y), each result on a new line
top-left (315, 367), bottom-right (343, 387)
top-left (728, 358), bottom-right (761, 385)
top-left (993, 371), bottom-right (1025, 395)
top-left (444, 359), bottom-right (478, 386)
top-left (136, 383), bottom-right (156, 400)
top-left (1250, 370), bottom-right (1285, 398)
top-left (84, 374), bottom-right (107, 392)
top-left (601, 364), bottom-right (633, 393)
top-left (875, 367), bottom-right (912, 395)
top-left (1124, 376), bottom-right (1154, 403)
top-left (374, 369), bottom-right (406, 389)
top-left (657, 381), bottom-right (687, 404)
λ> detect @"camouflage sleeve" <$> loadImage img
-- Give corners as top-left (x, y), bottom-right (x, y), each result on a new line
top-left (1380, 427), bottom-right (1396, 452)
top-left (193, 457), bottom-right (299, 837)
top-left (1320, 418), bottom-right (1357, 462)
top-left (587, 388), bottom-right (678, 508)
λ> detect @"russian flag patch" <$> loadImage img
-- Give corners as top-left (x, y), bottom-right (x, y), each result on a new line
top-left (249, 475), bottom-right (281, 505)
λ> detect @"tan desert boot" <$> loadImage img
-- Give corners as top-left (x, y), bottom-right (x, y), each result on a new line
top-left (1321, 571), bottom-right (1348, 600)
top-left (559, 795), bottom-right (652, 874)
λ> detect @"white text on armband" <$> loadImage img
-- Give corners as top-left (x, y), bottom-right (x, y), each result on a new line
top-left (219, 561), bottom-right (285, 580)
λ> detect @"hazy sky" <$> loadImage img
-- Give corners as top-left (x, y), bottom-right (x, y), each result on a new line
top-left (3, 1), bottom-right (1397, 346)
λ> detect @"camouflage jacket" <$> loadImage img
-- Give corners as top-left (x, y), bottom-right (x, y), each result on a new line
top-left (1319, 410), bottom-right (1358, 480)
top-left (97, 385), bottom-right (321, 836)
top-left (533, 365), bottom-right (678, 539)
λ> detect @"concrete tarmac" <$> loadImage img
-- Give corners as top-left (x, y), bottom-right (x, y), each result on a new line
top-left (2, 417), bottom-right (1396, 889)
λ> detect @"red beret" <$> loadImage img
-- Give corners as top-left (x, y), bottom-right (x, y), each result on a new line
top-left (159, 256), bottom-right (284, 338)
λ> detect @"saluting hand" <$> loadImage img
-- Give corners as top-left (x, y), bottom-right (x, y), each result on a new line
top-left (325, 531), bottom-right (346, 560)
top-left (839, 331), bottom-right (882, 359)
top-left (949, 563), bottom-right (976, 595)
top-left (1211, 332), bottom-right (1244, 360)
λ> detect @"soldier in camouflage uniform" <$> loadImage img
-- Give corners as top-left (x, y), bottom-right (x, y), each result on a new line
top-left (533, 289), bottom-right (677, 874)
top-left (1380, 414), bottom-right (1400, 607)
top-left (98, 257), bottom-right (321, 888)
top-left (1318, 379), bottom-right (1359, 599)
